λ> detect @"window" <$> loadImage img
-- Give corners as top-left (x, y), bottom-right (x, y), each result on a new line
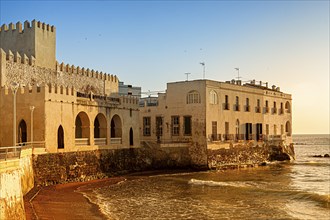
top-left (156, 116), bottom-right (163, 137)
top-left (143, 117), bottom-right (151, 136)
top-left (245, 98), bottom-right (250, 112)
top-left (212, 121), bottom-right (217, 139)
top-left (172, 116), bottom-right (180, 136)
top-left (265, 100), bottom-right (269, 113)
top-left (235, 96), bottom-right (240, 111)
top-left (273, 102), bottom-right (277, 114)
top-left (266, 124), bottom-right (269, 135)
top-left (224, 95), bottom-right (230, 110)
top-left (184, 116), bottom-right (192, 135)
top-left (187, 91), bottom-right (201, 104)
top-left (209, 90), bottom-right (218, 104)
top-left (280, 103), bottom-right (284, 114)
top-left (225, 122), bottom-right (230, 140)
top-left (256, 99), bottom-right (261, 113)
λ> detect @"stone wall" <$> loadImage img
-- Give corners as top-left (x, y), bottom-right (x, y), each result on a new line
top-left (0, 149), bottom-right (34, 220)
top-left (208, 143), bottom-right (294, 170)
top-left (33, 145), bottom-right (193, 186)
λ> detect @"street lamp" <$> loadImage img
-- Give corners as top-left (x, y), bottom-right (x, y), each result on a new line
top-left (200, 62), bottom-right (205, 79)
top-left (184, 72), bottom-right (191, 81)
top-left (30, 106), bottom-right (35, 145)
top-left (11, 82), bottom-right (19, 147)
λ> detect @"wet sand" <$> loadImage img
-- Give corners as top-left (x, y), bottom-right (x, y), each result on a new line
top-left (24, 177), bottom-right (126, 220)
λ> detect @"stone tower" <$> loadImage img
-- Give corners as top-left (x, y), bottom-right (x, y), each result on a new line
top-left (0, 20), bottom-right (56, 70)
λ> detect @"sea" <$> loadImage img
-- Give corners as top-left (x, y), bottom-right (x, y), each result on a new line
top-left (81, 134), bottom-right (330, 220)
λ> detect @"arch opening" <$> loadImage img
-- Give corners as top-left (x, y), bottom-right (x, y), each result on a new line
top-left (18, 119), bottom-right (27, 144)
top-left (111, 114), bottom-right (122, 144)
top-left (129, 127), bottom-right (134, 146)
top-left (75, 111), bottom-right (90, 145)
top-left (57, 125), bottom-right (64, 149)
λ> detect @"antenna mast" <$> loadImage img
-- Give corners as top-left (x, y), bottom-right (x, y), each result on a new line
top-left (185, 72), bottom-right (191, 81)
top-left (235, 68), bottom-right (241, 80)
top-left (200, 62), bottom-right (205, 79)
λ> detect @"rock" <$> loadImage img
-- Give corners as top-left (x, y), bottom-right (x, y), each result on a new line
top-left (312, 155), bottom-right (323, 158)
top-left (324, 154), bottom-right (330, 158)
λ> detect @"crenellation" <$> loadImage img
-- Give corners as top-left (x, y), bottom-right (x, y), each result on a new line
top-left (29, 55), bottom-right (36, 66)
top-left (22, 54), bottom-right (29, 64)
top-left (14, 52), bottom-right (21, 63)
top-left (8, 23), bottom-right (15, 31)
top-left (24, 20), bottom-right (30, 29)
top-left (16, 22), bottom-right (22, 33)
top-left (7, 50), bottom-right (14, 61)
top-left (1, 24), bottom-right (8, 31)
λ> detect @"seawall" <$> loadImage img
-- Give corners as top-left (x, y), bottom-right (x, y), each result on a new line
top-left (33, 145), bottom-right (193, 186)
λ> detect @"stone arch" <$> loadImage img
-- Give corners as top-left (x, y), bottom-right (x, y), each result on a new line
top-left (285, 101), bottom-right (291, 113)
top-left (111, 114), bottom-right (122, 138)
top-left (94, 113), bottom-right (107, 138)
top-left (18, 119), bottom-right (27, 144)
top-left (129, 127), bottom-right (134, 146)
top-left (75, 111), bottom-right (90, 138)
top-left (187, 90), bottom-right (201, 104)
top-left (57, 125), bottom-right (64, 149)
top-left (285, 121), bottom-right (291, 136)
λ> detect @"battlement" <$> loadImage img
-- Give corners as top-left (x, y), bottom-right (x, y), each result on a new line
top-left (0, 48), bottom-right (36, 66)
top-left (55, 61), bottom-right (118, 83)
top-left (0, 20), bottom-right (55, 33)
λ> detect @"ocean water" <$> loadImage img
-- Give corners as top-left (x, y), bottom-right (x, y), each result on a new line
top-left (81, 134), bottom-right (330, 220)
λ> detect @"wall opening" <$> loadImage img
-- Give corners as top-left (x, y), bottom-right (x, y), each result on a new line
top-left (57, 125), bottom-right (64, 149)
top-left (129, 127), bottom-right (134, 146)
top-left (18, 119), bottom-right (27, 144)
top-left (110, 114), bottom-right (122, 138)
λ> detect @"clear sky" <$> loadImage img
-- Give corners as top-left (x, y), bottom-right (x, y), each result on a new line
top-left (1, 0), bottom-right (329, 134)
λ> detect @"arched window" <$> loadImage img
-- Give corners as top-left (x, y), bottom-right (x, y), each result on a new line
top-left (57, 125), bottom-right (64, 149)
top-left (18, 120), bottom-right (27, 144)
top-left (187, 90), bottom-right (201, 104)
top-left (235, 119), bottom-right (240, 140)
top-left (209, 90), bottom-right (218, 104)
top-left (285, 101), bottom-right (291, 113)
top-left (285, 121), bottom-right (291, 136)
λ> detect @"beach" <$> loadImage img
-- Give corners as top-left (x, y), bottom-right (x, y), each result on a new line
top-left (24, 177), bottom-right (125, 220)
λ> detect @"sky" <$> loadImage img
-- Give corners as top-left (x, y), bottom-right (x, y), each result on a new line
top-left (0, 0), bottom-right (329, 134)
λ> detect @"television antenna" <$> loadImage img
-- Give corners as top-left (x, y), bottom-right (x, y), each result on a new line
top-left (184, 72), bottom-right (191, 81)
top-left (235, 68), bottom-right (241, 80)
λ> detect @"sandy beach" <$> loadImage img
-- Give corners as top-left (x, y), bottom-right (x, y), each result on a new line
top-left (24, 177), bottom-right (126, 220)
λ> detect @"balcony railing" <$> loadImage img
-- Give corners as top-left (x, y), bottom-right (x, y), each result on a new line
top-left (94, 138), bottom-right (106, 145)
top-left (110, 138), bottom-right (122, 144)
top-left (223, 103), bottom-right (230, 110)
top-left (245, 106), bottom-right (250, 112)
top-left (264, 107), bottom-right (270, 113)
top-left (234, 105), bottom-right (240, 111)
top-left (0, 146), bottom-right (21, 161)
top-left (255, 106), bottom-right (261, 113)
top-left (75, 138), bottom-right (89, 146)
top-left (279, 108), bottom-right (284, 114)
top-left (272, 108), bottom-right (277, 114)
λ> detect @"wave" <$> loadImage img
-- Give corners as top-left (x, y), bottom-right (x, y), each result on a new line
top-left (188, 179), bottom-right (251, 188)
top-left (290, 191), bottom-right (330, 207)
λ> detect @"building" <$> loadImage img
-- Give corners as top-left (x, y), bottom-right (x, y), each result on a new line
top-left (0, 20), bottom-right (140, 152)
top-left (118, 81), bottom-right (141, 97)
top-left (140, 79), bottom-right (292, 148)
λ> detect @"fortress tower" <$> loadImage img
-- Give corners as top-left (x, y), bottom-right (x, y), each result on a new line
top-left (0, 20), bottom-right (56, 69)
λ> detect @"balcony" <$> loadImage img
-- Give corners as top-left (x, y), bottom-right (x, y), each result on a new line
top-left (255, 106), bottom-right (261, 113)
top-left (245, 105), bottom-right (250, 112)
top-left (223, 103), bottom-right (230, 110)
top-left (264, 107), bottom-right (270, 113)
top-left (272, 108), bottom-right (277, 114)
top-left (279, 108), bottom-right (284, 115)
top-left (234, 105), bottom-right (240, 111)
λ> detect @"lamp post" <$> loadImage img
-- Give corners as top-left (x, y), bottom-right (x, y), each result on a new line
top-left (11, 82), bottom-right (19, 147)
top-left (184, 72), bottom-right (191, 81)
top-left (30, 106), bottom-right (35, 145)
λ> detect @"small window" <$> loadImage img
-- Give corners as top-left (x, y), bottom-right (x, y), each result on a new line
top-left (156, 116), bottom-right (163, 137)
top-left (172, 116), bottom-right (180, 136)
top-left (143, 117), bottom-right (151, 136)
